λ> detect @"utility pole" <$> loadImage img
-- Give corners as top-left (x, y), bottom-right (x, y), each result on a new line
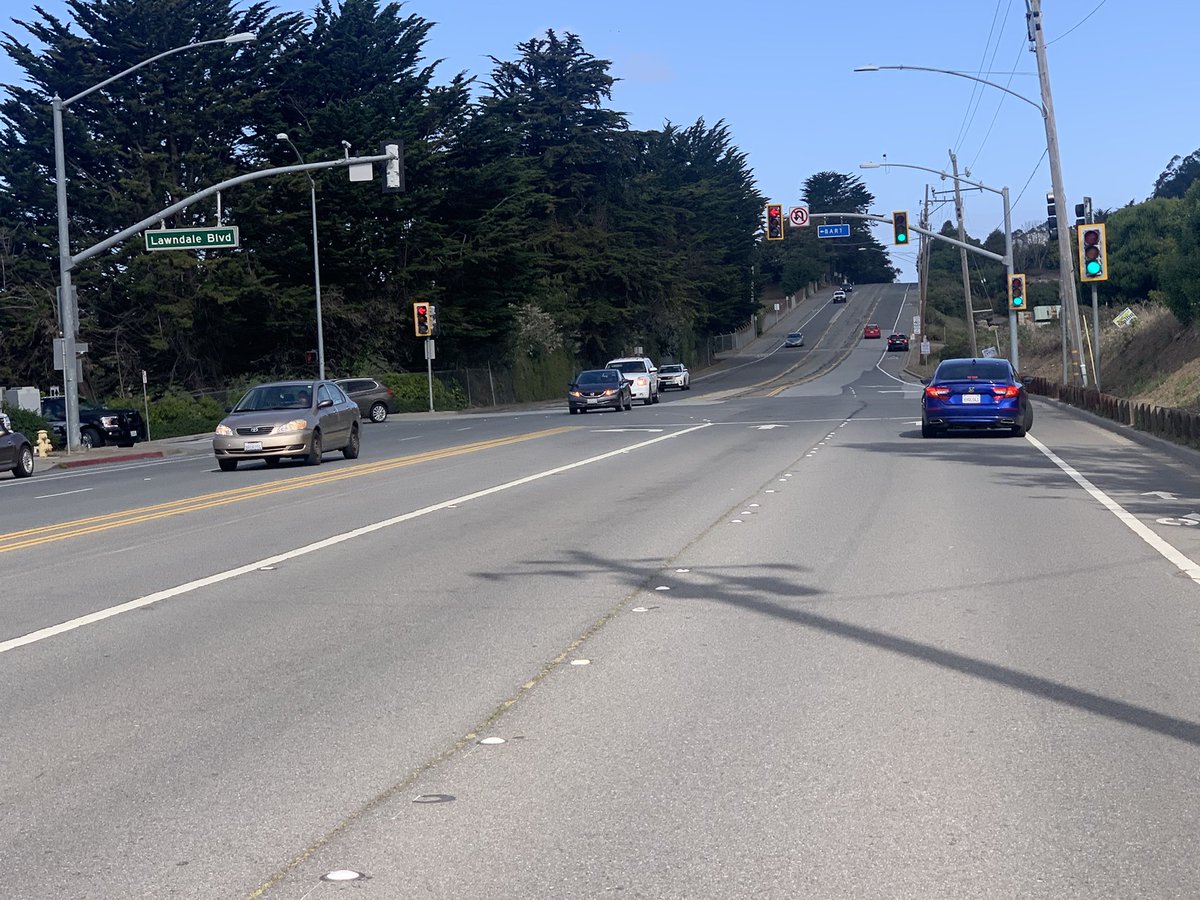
top-left (1028, 0), bottom-right (1087, 385)
top-left (918, 184), bottom-right (931, 361)
top-left (949, 150), bottom-right (978, 357)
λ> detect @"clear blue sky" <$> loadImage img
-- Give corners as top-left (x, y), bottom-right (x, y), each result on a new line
top-left (3, 0), bottom-right (1197, 281)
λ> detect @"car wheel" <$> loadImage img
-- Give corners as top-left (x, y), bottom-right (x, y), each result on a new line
top-left (14, 444), bottom-right (34, 478)
top-left (921, 422), bottom-right (938, 438)
top-left (80, 427), bottom-right (103, 449)
top-left (264, 457), bottom-right (281, 468)
top-left (1011, 424), bottom-right (1027, 438)
top-left (369, 402), bottom-right (388, 423)
top-left (218, 458), bottom-right (238, 472)
top-left (306, 430), bottom-right (323, 465)
top-left (569, 406), bottom-right (579, 415)
top-left (652, 391), bottom-right (660, 404)
top-left (643, 395), bottom-right (653, 406)
top-left (343, 424), bottom-right (361, 459)
top-left (624, 395), bottom-right (632, 411)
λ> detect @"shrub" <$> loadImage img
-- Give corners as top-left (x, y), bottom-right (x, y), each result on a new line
top-left (1, 405), bottom-right (54, 442)
top-left (376, 372), bottom-right (467, 412)
top-left (144, 391), bottom-right (226, 439)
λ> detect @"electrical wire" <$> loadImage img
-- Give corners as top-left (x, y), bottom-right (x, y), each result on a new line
top-left (968, 32), bottom-right (1027, 170)
top-left (950, 0), bottom-right (1008, 153)
top-left (1047, 0), bottom-right (1108, 44)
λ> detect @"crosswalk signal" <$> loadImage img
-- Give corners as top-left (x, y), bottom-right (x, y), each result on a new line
top-left (1078, 223), bottom-right (1108, 283)
top-left (765, 203), bottom-right (784, 240)
top-left (892, 210), bottom-right (909, 245)
top-left (1046, 192), bottom-right (1058, 241)
top-left (1008, 273), bottom-right (1027, 312)
top-left (414, 302), bottom-right (432, 337)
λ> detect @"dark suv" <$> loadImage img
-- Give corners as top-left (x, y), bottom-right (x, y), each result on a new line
top-left (335, 378), bottom-right (397, 422)
top-left (40, 396), bottom-right (146, 448)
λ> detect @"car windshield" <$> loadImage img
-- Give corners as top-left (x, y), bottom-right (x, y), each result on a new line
top-left (787, 333), bottom-right (802, 340)
top-left (936, 361), bottom-right (1012, 382)
top-left (233, 384), bottom-right (314, 412)
top-left (659, 365), bottom-right (682, 373)
top-left (608, 361), bottom-right (647, 374)
top-left (576, 370), bottom-right (620, 385)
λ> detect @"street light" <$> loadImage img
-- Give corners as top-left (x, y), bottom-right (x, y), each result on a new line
top-left (277, 133), bottom-right (326, 380)
top-left (855, 31), bottom-right (1087, 384)
top-left (861, 160), bottom-right (1016, 366)
top-left (53, 32), bottom-right (257, 450)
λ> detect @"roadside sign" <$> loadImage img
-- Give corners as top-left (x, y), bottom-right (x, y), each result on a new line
top-left (789, 206), bottom-right (809, 227)
top-left (981, 347), bottom-right (997, 359)
top-left (920, 340), bottom-right (931, 355)
top-left (912, 316), bottom-right (921, 334)
top-left (817, 224), bottom-right (851, 239)
top-left (1113, 307), bottom-right (1137, 329)
top-left (145, 226), bottom-right (240, 251)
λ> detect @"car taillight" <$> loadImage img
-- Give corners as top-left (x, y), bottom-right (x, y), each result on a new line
top-left (992, 385), bottom-right (1020, 398)
top-left (387, 389), bottom-right (394, 396)
top-left (924, 386), bottom-right (950, 399)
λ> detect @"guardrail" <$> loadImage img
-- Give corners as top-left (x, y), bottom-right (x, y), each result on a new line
top-left (1025, 376), bottom-right (1200, 449)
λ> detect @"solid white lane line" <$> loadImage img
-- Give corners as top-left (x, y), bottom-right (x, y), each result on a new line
top-left (1026, 433), bottom-right (1200, 586)
top-left (0, 423), bottom-right (714, 655)
top-left (34, 488), bottom-right (94, 500)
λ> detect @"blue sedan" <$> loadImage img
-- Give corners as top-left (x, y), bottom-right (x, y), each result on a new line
top-left (921, 357), bottom-right (1033, 438)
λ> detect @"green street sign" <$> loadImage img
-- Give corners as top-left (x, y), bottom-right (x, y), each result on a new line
top-left (145, 226), bottom-right (240, 251)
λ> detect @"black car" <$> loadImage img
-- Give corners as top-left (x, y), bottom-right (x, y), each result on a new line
top-left (568, 369), bottom-right (632, 414)
top-left (40, 396), bottom-right (146, 448)
top-left (0, 413), bottom-right (35, 478)
top-left (887, 333), bottom-right (909, 351)
top-left (334, 377), bottom-right (397, 423)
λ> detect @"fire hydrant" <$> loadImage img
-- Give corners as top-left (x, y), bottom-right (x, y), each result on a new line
top-left (35, 429), bottom-right (54, 457)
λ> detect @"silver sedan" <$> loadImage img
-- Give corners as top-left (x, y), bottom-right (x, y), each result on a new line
top-left (213, 380), bottom-right (361, 471)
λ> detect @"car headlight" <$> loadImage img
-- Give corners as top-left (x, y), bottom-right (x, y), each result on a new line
top-left (602, 389), bottom-right (615, 396)
top-left (274, 419), bottom-right (310, 434)
top-left (100, 415), bottom-right (119, 428)
top-left (569, 390), bottom-right (582, 398)
top-left (215, 424), bottom-right (233, 436)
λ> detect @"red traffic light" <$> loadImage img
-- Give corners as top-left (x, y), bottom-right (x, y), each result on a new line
top-left (765, 203), bottom-right (784, 240)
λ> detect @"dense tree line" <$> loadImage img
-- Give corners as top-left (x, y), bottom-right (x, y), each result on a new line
top-left (1, 0), bottom-right (866, 398)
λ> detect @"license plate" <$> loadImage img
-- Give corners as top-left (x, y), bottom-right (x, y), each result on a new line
top-left (243, 441), bottom-right (263, 452)
top-left (961, 393), bottom-right (982, 404)
top-left (587, 398), bottom-right (600, 404)
top-left (130, 430), bottom-right (138, 437)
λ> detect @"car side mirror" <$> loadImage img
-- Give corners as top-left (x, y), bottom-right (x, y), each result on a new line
top-left (318, 398), bottom-right (334, 409)
top-left (567, 383), bottom-right (576, 389)
top-left (920, 377), bottom-right (931, 385)
top-left (224, 405), bottom-right (233, 413)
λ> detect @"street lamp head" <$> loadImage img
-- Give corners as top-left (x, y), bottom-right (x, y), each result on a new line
top-left (276, 132), bottom-right (289, 141)
top-left (853, 65), bottom-right (881, 72)
top-left (859, 162), bottom-right (881, 169)
top-left (224, 32), bottom-right (257, 44)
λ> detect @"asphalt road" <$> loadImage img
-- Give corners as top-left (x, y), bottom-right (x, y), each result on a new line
top-left (4, 282), bottom-right (1200, 899)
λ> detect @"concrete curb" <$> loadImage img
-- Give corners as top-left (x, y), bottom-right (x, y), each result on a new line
top-left (52, 450), bottom-right (167, 469)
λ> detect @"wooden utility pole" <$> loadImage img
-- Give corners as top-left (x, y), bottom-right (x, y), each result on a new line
top-left (949, 149), bottom-right (978, 357)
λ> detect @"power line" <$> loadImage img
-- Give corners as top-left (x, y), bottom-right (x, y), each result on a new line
top-left (953, 0), bottom-right (1007, 153)
top-left (1047, 0), bottom-right (1108, 44)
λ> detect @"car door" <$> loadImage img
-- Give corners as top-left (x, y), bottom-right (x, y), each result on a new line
top-left (328, 382), bottom-right (358, 439)
top-left (316, 384), bottom-right (346, 446)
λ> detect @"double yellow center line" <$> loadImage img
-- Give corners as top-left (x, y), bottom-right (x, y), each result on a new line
top-left (0, 427), bottom-right (570, 553)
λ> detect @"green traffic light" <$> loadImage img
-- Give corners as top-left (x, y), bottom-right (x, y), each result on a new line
top-left (897, 233), bottom-right (907, 243)
top-left (1086, 260), bottom-right (1102, 276)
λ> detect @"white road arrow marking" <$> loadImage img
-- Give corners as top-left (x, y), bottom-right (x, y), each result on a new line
top-left (592, 428), bottom-right (664, 433)
top-left (753, 424), bottom-right (788, 430)
top-left (1142, 491), bottom-right (1180, 501)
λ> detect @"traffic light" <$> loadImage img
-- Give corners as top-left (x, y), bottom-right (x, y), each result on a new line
top-left (1008, 273), bottom-right (1028, 312)
top-left (427, 303), bottom-right (439, 336)
top-left (765, 203), bottom-right (784, 241)
top-left (892, 210), bottom-right (909, 245)
top-left (304, 349), bottom-right (316, 364)
top-left (414, 302), bottom-right (431, 337)
top-left (1078, 223), bottom-right (1108, 283)
top-left (1074, 196), bottom-right (1092, 228)
top-left (1046, 192), bottom-right (1058, 241)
